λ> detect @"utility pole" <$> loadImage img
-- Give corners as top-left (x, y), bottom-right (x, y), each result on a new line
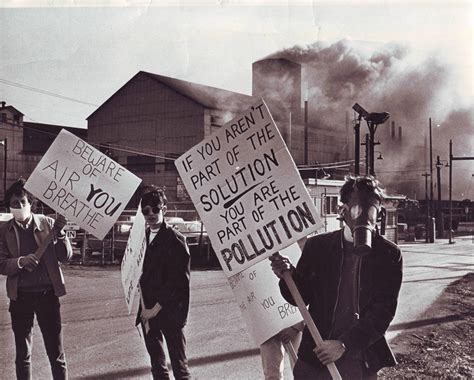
top-left (429, 118), bottom-right (433, 217)
top-left (354, 116), bottom-right (361, 175)
top-left (422, 172), bottom-right (430, 243)
top-left (449, 140), bottom-right (453, 244)
top-left (1, 138), bottom-right (7, 199)
top-left (304, 100), bottom-right (308, 165)
top-left (436, 155), bottom-right (442, 237)
top-left (361, 133), bottom-right (370, 175)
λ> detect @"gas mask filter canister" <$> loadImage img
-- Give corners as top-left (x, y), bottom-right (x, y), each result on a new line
top-left (345, 190), bottom-right (381, 256)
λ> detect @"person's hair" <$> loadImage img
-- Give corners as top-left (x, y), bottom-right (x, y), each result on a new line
top-left (4, 178), bottom-right (35, 208)
top-left (339, 175), bottom-right (384, 204)
top-left (141, 185), bottom-right (167, 208)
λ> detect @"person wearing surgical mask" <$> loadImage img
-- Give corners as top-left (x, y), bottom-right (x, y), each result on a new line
top-left (0, 178), bottom-right (72, 380)
top-left (270, 175), bottom-right (403, 379)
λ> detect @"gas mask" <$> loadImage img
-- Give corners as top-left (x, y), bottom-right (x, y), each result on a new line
top-left (340, 190), bottom-right (383, 256)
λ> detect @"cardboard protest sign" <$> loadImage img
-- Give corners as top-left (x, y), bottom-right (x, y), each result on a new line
top-left (228, 243), bottom-right (303, 345)
top-left (175, 99), bottom-right (323, 276)
top-left (25, 129), bottom-right (141, 240)
top-left (120, 206), bottom-right (146, 314)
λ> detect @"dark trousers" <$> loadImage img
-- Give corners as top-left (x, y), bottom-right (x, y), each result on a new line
top-left (142, 324), bottom-right (190, 380)
top-left (9, 290), bottom-right (67, 380)
top-left (293, 356), bottom-right (378, 380)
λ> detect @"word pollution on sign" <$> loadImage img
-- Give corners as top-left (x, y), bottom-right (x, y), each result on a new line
top-left (228, 243), bottom-right (303, 345)
top-left (121, 205), bottom-right (146, 314)
top-left (25, 129), bottom-right (142, 240)
top-left (175, 99), bottom-right (323, 276)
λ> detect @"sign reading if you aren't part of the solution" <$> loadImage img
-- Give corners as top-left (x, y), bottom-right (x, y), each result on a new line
top-left (176, 99), bottom-right (322, 276)
top-left (25, 129), bottom-right (142, 240)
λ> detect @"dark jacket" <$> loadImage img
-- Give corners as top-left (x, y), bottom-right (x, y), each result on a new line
top-left (136, 222), bottom-right (191, 329)
top-left (0, 214), bottom-right (72, 300)
top-left (279, 229), bottom-right (403, 372)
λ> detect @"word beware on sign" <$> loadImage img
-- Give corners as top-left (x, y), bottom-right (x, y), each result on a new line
top-left (25, 129), bottom-right (141, 240)
top-left (175, 100), bottom-right (322, 276)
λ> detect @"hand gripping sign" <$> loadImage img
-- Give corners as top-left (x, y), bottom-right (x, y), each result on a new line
top-left (176, 100), bottom-right (341, 379)
top-left (227, 243), bottom-right (303, 346)
top-left (25, 129), bottom-right (142, 240)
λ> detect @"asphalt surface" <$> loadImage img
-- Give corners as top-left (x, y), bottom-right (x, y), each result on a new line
top-left (0, 237), bottom-right (472, 379)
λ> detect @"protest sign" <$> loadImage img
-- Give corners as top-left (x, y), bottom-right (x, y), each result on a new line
top-left (25, 129), bottom-right (141, 240)
top-left (228, 243), bottom-right (303, 345)
top-left (175, 99), bottom-right (323, 276)
top-left (120, 206), bottom-right (146, 314)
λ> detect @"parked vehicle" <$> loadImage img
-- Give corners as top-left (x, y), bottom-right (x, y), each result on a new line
top-left (0, 213), bottom-right (13, 227)
top-left (166, 218), bottom-right (218, 268)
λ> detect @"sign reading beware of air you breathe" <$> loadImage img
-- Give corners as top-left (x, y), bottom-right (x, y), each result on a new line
top-left (176, 100), bottom-right (323, 276)
top-left (25, 129), bottom-right (141, 240)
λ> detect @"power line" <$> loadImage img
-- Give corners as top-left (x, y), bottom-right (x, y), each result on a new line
top-left (1, 120), bottom-right (180, 161)
top-left (0, 78), bottom-right (98, 107)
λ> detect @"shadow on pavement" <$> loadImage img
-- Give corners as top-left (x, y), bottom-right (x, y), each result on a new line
top-left (76, 347), bottom-right (261, 379)
top-left (388, 313), bottom-right (470, 332)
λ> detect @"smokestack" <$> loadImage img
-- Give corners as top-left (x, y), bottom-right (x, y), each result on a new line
top-left (399, 126), bottom-right (402, 141)
top-left (391, 121), bottom-right (395, 139)
top-left (0, 101), bottom-right (5, 109)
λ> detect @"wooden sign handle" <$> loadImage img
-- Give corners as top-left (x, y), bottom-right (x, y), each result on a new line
top-left (25, 229), bottom-right (58, 272)
top-left (282, 271), bottom-right (342, 380)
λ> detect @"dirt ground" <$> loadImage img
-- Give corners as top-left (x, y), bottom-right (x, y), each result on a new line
top-left (379, 273), bottom-right (473, 379)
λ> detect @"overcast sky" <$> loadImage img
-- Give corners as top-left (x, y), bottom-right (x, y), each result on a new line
top-left (1, 0), bottom-right (472, 129)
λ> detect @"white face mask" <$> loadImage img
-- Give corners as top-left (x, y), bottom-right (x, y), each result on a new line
top-left (11, 204), bottom-right (31, 222)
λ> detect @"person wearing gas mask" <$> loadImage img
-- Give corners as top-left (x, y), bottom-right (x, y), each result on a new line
top-left (0, 178), bottom-right (72, 380)
top-left (270, 175), bottom-right (403, 379)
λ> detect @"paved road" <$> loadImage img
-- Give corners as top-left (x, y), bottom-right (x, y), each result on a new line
top-left (0, 237), bottom-right (472, 379)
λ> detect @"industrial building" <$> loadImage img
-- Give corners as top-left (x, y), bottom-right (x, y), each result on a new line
top-left (0, 101), bottom-right (86, 205)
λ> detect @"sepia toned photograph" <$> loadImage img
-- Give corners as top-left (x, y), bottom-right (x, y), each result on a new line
top-left (0, 1), bottom-right (472, 379)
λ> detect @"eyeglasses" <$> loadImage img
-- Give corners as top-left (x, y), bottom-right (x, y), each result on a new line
top-left (141, 206), bottom-right (163, 216)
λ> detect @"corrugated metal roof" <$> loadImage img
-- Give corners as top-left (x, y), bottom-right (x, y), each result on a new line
top-left (143, 71), bottom-right (255, 112)
top-left (87, 71), bottom-right (256, 120)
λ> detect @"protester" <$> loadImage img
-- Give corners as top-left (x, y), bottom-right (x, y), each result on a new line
top-left (270, 175), bottom-right (403, 379)
top-left (260, 320), bottom-right (305, 380)
top-left (0, 178), bottom-right (72, 380)
top-left (136, 185), bottom-right (191, 380)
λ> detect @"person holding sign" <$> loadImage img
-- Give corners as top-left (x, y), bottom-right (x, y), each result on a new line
top-left (270, 176), bottom-right (403, 379)
top-left (0, 178), bottom-right (72, 380)
top-left (135, 186), bottom-right (191, 380)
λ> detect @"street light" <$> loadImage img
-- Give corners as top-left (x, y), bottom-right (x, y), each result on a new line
top-left (0, 138), bottom-right (6, 200)
top-left (352, 103), bottom-right (390, 177)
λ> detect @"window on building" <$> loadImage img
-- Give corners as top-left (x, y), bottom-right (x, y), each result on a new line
top-left (127, 155), bottom-right (155, 173)
top-left (0, 113), bottom-right (6, 123)
top-left (13, 115), bottom-right (20, 124)
top-left (386, 210), bottom-right (397, 227)
top-left (322, 195), bottom-right (339, 215)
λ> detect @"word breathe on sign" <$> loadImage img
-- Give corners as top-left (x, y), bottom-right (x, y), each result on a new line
top-left (175, 99), bottom-right (322, 276)
top-left (25, 129), bottom-right (141, 240)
